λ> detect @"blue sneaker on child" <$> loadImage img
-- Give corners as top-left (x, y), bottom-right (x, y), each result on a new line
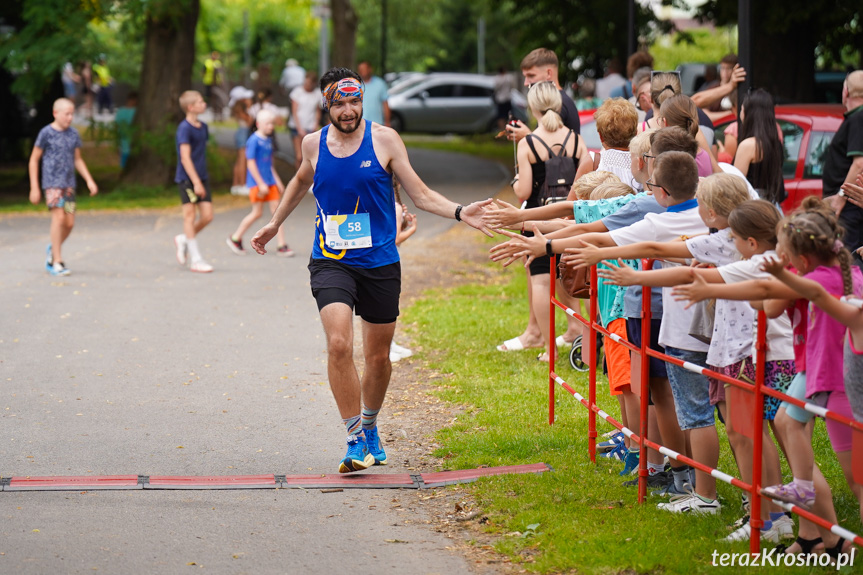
top-left (600, 441), bottom-right (627, 461)
top-left (339, 434), bottom-right (374, 474)
top-left (597, 431), bottom-right (625, 453)
top-left (619, 449), bottom-right (639, 475)
top-left (45, 244), bottom-right (53, 272)
top-left (364, 425), bottom-right (388, 465)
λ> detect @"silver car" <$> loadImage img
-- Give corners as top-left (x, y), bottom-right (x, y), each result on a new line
top-left (387, 72), bottom-right (528, 134)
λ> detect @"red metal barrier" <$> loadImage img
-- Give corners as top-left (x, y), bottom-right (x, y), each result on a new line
top-left (548, 256), bottom-right (863, 554)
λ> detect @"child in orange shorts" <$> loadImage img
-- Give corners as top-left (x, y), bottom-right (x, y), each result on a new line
top-left (226, 109), bottom-right (293, 256)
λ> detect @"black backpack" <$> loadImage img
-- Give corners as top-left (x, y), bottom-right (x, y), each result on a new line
top-left (526, 130), bottom-right (577, 205)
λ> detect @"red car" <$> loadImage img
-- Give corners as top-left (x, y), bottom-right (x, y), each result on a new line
top-left (713, 104), bottom-right (844, 212)
top-left (579, 104), bottom-right (845, 212)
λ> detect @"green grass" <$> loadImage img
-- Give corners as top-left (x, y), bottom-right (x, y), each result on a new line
top-left (403, 255), bottom-right (862, 574)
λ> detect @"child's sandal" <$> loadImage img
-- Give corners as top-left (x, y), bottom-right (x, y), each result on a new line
top-left (776, 536), bottom-right (822, 556)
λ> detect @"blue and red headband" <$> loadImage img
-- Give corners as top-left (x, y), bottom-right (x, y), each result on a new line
top-left (322, 78), bottom-right (364, 111)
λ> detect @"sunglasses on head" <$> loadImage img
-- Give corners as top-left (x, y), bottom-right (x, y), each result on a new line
top-left (650, 70), bottom-right (681, 80)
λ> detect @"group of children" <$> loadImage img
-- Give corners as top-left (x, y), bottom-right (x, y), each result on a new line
top-left (28, 90), bottom-right (296, 276)
top-left (488, 118), bottom-right (863, 556)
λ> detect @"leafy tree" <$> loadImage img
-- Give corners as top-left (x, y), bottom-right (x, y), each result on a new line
top-left (503, 0), bottom-right (659, 85)
top-left (0, 0), bottom-right (105, 105)
top-left (122, 0), bottom-right (200, 185)
top-left (684, 0), bottom-right (861, 101)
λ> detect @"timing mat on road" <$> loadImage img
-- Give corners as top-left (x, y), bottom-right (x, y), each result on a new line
top-left (0, 463), bottom-right (550, 492)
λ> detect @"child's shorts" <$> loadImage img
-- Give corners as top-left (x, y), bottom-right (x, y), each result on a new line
top-left (605, 318), bottom-right (631, 396)
top-left (177, 180), bottom-right (212, 205)
top-left (250, 184), bottom-right (280, 203)
top-left (625, 317), bottom-right (667, 379)
top-left (45, 187), bottom-right (76, 214)
top-left (781, 373), bottom-right (854, 452)
top-left (710, 358), bottom-right (795, 421)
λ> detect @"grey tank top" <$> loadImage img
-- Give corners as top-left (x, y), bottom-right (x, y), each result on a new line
top-left (843, 335), bottom-right (863, 422)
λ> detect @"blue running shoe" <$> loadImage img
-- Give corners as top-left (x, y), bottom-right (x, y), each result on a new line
top-left (600, 441), bottom-right (627, 461)
top-left (597, 431), bottom-right (625, 453)
top-left (45, 244), bottom-right (53, 272)
top-left (49, 262), bottom-right (71, 276)
top-left (338, 434), bottom-right (374, 474)
top-left (364, 425), bottom-right (388, 465)
top-left (619, 449), bottom-right (639, 476)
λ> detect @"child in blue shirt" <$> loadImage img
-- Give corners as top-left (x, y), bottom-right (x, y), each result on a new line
top-left (29, 98), bottom-right (98, 276)
top-left (226, 110), bottom-right (292, 256)
top-left (173, 90), bottom-right (214, 273)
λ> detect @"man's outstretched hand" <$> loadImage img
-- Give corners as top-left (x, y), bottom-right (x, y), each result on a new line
top-left (459, 199), bottom-right (495, 237)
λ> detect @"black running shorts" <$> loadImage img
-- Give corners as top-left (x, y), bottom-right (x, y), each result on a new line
top-left (309, 258), bottom-right (401, 324)
top-left (177, 180), bottom-right (213, 204)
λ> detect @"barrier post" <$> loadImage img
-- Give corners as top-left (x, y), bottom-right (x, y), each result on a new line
top-left (588, 265), bottom-right (599, 462)
top-left (637, 259), bottom-right (654, 504)
top-left (549, 255), bottom-right (557, 425)
top-left (749, 310), bottom-right (768, 554)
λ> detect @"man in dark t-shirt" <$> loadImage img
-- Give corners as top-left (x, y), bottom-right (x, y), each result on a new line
top-left (506, 47), bottom-right (580, 142)
top-left (822, 71), bottom-right (863, 259)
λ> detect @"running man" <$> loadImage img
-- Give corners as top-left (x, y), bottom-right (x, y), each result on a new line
top-left (251, 67), bottom-right (491, 473)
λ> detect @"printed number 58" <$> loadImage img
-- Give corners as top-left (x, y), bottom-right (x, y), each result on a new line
top-left (347, 222), bottom-right (362, 232)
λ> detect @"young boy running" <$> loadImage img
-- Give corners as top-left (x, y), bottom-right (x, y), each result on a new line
top-left (173, 90), bottom-right (214, 273)
top-left (226, 109), bottom-right (293, 256)
top-left (29, 98), bottom-right (98, 276)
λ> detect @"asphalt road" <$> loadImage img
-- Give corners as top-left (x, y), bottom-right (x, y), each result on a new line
top-left (0, 146), bottom-right (508, 574)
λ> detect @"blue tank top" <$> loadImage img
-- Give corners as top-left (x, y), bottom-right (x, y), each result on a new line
top-left (311, 121), bottom-right (398, 268)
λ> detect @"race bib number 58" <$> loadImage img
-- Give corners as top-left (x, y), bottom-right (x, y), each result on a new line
top-left (324, 213), bottom-right (373, 249)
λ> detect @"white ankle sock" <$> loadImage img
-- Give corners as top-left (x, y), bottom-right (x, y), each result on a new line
top-left (186, 238), bottom-right (202, 263)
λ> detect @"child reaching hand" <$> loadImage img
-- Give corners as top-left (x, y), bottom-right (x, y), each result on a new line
top-left (672, 196), bottom-right (862, 557)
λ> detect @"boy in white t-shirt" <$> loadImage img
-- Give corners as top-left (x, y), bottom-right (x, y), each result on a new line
top-left (289, 70), bottom-right (322, 169)
top-left (559, 151), bottom-right (721, 514)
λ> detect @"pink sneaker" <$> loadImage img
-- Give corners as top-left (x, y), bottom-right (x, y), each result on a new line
top-left (761, 482), bottom-right (815, 510)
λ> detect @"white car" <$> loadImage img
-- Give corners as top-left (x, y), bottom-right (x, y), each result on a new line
top-left (387, 72), bottom-right (528, 134)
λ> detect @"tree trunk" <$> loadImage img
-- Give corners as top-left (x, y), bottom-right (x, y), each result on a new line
top-left (750, 19), bottom-right (815, 103)
top-left (330, 0), bottom-right (358, 70)
top-left (123, 0), bottom-right (200, 186)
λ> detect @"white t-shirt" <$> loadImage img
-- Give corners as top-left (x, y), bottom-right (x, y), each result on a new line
top-left (718, 250), bottom-right (795, 363)
top-left (597, 148), bottom-right (639, 190)
top-left (686, 227), bottom-right (747, 367)
top-left (289, 86), bottom-right (322, 132)
top-left (684, 228), bottom-right (739, 268)
top-left (608, 201), bottom-right (710, 351)
top-left (718, 162), bottom-right (760, 200)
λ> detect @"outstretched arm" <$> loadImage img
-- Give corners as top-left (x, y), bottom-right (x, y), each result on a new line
top-left (763, 254), bottom-right (863, 331)
top-left (252, 133), bottom-right (317, 253)
top-left (671, 273), bottom-right (799, 307)
top-left (597, 260), bottom-right (723, 287)
top-left (386, 129), bottom-right (492, 236)
top-left (564, 238), bottom-right (693, 269)
top-left (481, 198), bottom-right (575, 230)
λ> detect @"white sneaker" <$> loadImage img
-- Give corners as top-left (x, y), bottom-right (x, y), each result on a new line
top-left (174, 234), bottom-right (187, 265)
top-left (389, 350), bottom-right (402, 363)
top-left (772, 514), bottom-right (795, 540)
top-left (657, 493), bottom-right (721, 514)
top-left (190, 260), bottom-right (213, 273)
top-left (390, 341), bottom-right (413, 359)
top-left (722, 516), bottom-right (790, 543)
